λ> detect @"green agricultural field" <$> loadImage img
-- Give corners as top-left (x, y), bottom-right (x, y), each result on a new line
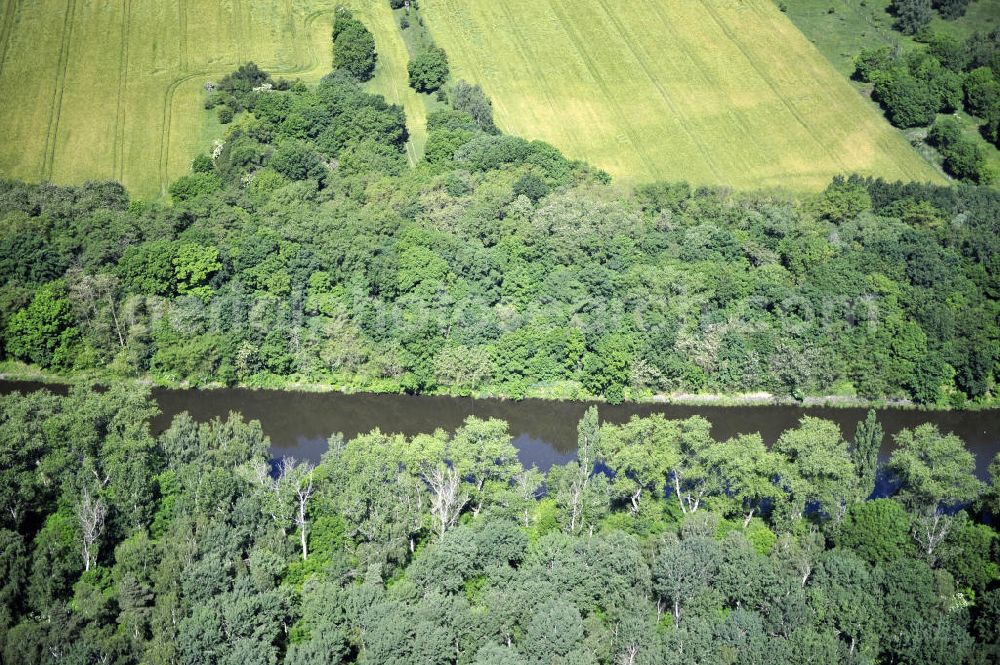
top-left (420, 0), bottom-right (944, 190)
top-left (0, 0), bottom-right (428, 199)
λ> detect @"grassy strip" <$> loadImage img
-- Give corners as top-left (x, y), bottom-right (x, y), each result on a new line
top-left (4, 360), bottom-right (997, 412)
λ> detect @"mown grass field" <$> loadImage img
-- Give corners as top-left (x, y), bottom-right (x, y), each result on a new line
top-left (782, 0), bottom-right (1000, 75)
top-left (783, 0), bottom-right (1000, 182)
top-left (0, 0), bottom-right (430, 199)
top-left (420, 0), bottom-right (945, 190)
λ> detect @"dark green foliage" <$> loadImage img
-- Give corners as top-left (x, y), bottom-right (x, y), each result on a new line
top-left (269, 140), bottom-right (327, 181)
top-left (512, 173), bottom-right (549, 203)
top-left (168, 172), bottom-right (221, 202)
top-left (871, 66), bottom-right (940, 127)
top-left (929, 33), bottom-right (970, 71)
top-left (964, 67), bottom-right (1000, 118)
top-left (408, 46), bottom-right (450, 92)
top-left (216, 62), bottom-right (272, 112)
top-left (928, 118), bottom-right (993, 183)
top-left (933, 0), bottom-right (971, 20)
top-left (332, 8), bottom-right (377, 81)
top-left (891, 0), bottom-right (933, 35)
top-left (192, 153), bottom-right (214, 174)
top-left (854, 46), bottom-right (895, 81)
top-left (2, 22), bottom-right (998, 664)
top-left (2, 60), bottom-right (999, 406)
top-left (834, 499), bottom-right (913, 563)
top-left (985, 106), bottom-right (1000, 148)
top-left (451, 80), bottom-right (497, 133)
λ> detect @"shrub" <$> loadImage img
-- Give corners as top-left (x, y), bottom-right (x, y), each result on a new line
top-left (963, 67), bottom-right (1000, 118)
top-left (932, 0), bottom-right (970, 20)
top-left (891, 0), bottom-right (933, 35)
top-left (332, 9), bottom-right (377, 81)
top-left (168, 172), bottom-right (221, 202)
top-left (928, 118), bottom-right (992, 184)
top-left (908, 52), bottom-right (963, 112)
top-left (408, 46), bottom-right (450, 92)
top-left (872, 68), bottom-right (939, 127)
top-left (512, 173), bottom-right (549, 203)
top-left (983, 106), bottom-right (1000, 148)
top-left (451, 81), bottom-right (497, 133)
top-left (835, 499), bottom-right (913, 564)
top-left (854, 46), bottom-right (894, 82)
top-left (217, 106), bottom-right (234, 124)
top-left (191, 154), bottom-right (214, 173)
top-left (927, 32), bottom-right (969, 72)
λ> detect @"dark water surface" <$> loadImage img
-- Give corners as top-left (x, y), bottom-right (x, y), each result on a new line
top-left (3, 380), bottom-right (998, 476)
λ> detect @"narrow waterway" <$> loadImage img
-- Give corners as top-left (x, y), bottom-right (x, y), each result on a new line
top-left (3, 380), bottom-right (998, 477)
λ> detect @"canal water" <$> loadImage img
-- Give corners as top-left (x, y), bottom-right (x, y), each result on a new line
top-left (3, 381), bottom-right (998, 476)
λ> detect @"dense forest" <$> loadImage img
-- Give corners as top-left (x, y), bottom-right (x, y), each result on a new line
top-left (1, 52), bottom-right (999, 406)
top-left (0, 385), bottom-right (999, 664)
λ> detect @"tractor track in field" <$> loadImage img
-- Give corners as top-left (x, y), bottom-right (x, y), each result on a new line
top-left (546, 0), bottom-right (659, 180)
top-left (42, 0), bottom-right (76, 181)
top-left (642, 0), bottom-right (770, 177)
top-left (233, 0), bottom-right (248, 66)
top-left (156, 7), bottom-right (337, 194)
top-left (492, 0), bottom-right (583, 156)
top-left (697, 0), bottom-right (848, 174)
top-left (270, 8), bottom-right (332, 76)
top-left (591, 0), bottom-right (725, 182)
top-left (158, 70), bottom-right (213, 195)
top-left (0, 0), bottom-right (21, 81)
top-left (178, 0), bottom-right (189, 72)
top-left (113, 0), bottom-right (132, 180)
top-left (434, 0), bottom-right (517, 136)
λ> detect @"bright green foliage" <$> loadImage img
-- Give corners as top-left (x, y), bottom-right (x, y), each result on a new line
top-left (851, 410), bottom-right (883, 501)
top-left (449, 417), bottom-right (521, 515)
top-left (812, 178), bottom-right (872, 223)
top-left (1, 387), bottom-right (996, 662)
top-left (888, 424), bottom-right (983, 513)
top-left (582, 335), bottom-right (633, 404)
top-left (168, 172), bottom-right (221, 203)
top-left (598, 415), bottom-right (680, 513)
top-left (774, 417), bottom-right (856, 522)
top-left (704, 434), bottom-right (781, 524)
top-left (939, 514), bottom-right (998, 595)
top-left (4, 281), bottom-right (78, 369)
top-left (172, 244), bottom-right (221, 300)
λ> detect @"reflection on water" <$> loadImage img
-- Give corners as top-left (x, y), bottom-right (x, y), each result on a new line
top-left (3, 381), bottom-right (999, 476)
